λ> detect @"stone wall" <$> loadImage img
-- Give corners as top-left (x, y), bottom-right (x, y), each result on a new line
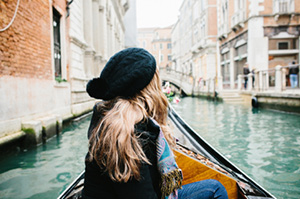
top-left (0, 0), bottom-right (74, 146)
top-left (255, 93), bottom-right (300, 114)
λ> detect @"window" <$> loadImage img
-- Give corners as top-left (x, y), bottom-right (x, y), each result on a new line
top-left (160, 43), bottom-right (163, 49)
top-left (221, 52), bottom-right (229, 62)
top-left (278, 42), bottom-right (289, 49)
top-left (160, 55), bottom-right (163, 62)
top-left (168, 55), bottom-right (172, 61)
top-left (53, 8), bottom-right (62, 78)
top-left (156, 32), bottom-right (159, 39)
top-left (143, 41), bottom-right (146, 48)
top-left (238, 0), bottom-right (244, 9)
top-left (221, 52), bottom-right (230, 82)
top-left (273, 0), bottom-right (294, 13)
top-left (200, 18), bottom-right (206, 37)
top-left (167, 43), bottom-right (172, 49)
top-left (234, 0), bottom-right (244, 12)
top-left (279, 1), bottom-right (288, 12)
top-left (200, 0), bottom-right (206, 11)
top-left (235, 43), bottom-right (247, 57)
top-left (193, 1), bottom-right (199, 20)
top-left (153, 44), bottom-right (156, 50)
top-left (220, 0), bottom-right (229, 35)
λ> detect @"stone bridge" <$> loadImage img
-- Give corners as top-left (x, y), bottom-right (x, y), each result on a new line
top-left (159, 68), bottom-right (195, 95)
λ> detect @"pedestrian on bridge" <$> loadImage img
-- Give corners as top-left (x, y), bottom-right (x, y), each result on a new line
top-left (243, 62), bottom-right (250, 89)
top-left (289, 61), bottom-right (299, 88)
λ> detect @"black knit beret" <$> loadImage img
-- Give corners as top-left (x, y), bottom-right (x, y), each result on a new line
top-left (86, 48), bottom-right (157, 100)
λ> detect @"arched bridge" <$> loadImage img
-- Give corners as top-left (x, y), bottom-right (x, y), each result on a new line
top-left (159, 68), bottom-right (194, 95)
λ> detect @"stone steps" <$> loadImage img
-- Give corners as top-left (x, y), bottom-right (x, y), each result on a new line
top-left (219, 91), bottom-right (244, 104)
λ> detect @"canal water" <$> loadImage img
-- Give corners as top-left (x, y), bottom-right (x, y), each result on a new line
top-left (0, 115), bottom-right (90, 199)
top-left (0, 97), bottom-right (299, 198)
top-left (172, 97), bottom-right (300, 199)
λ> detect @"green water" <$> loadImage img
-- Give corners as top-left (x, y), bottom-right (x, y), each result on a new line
top-left (0, 115), bottom-right (90, 199)
top-left (172, 97), bottom-right (300, 199)
top-left (0, 98), bottom-right (299, 199)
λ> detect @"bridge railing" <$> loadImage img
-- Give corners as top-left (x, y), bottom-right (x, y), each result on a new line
top-left (160, 67), bottom-right (195, 94)
top-left (237, 64), bottom-right (299, 91)
top-left (160, 67), bottom-right (219, 95)
top-left (160, 67), bottom-right (194, 84)
top-left (196, 78), bottom-right (216, 93)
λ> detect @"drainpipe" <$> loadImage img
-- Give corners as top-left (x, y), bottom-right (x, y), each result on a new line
top-left (66, 0), bottom-right (74, 18)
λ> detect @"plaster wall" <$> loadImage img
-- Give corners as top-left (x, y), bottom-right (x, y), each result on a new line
top-left (70, 42), bottom-right (85, 79)
top-left (0, 76), bottom-right (71, 137)
top-left (69, 0), bottom-right (85, 42)
top-left (248, 17), bottom-right (268, 70)
top-left (124, 0), bottom-right (137, 48)
top-left (206, 52), bottom-right (217, 79)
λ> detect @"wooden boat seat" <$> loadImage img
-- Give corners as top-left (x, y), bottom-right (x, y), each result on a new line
top-left (62, 148), bottom-right (262, 199)
top-left (174, 149), bottom-right (238, 199)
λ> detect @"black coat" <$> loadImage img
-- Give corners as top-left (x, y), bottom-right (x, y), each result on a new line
top-left (289, 66), bottom-right (299, 75)
top-left (82, 104), bottom-right (161, 199)
top-left (243, 67), bottom-right (250, 80)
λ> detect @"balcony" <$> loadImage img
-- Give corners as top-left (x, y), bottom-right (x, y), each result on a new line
top-left (231, 10), bottom-right (246, 30)
top-left (218, 23), bottom-right (228, 40)
top-left (191, 39), bottom-right (206, 53)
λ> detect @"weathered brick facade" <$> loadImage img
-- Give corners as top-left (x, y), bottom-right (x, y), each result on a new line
top-left (0, 0), bottom-right (54, 79)
top-left (0, 0), bottom-right (71, 145)
top-left (0, 0), bottom-right (130, 148)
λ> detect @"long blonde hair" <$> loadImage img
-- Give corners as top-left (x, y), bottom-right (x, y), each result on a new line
top-left (88, 69), bottom-right (175, 182)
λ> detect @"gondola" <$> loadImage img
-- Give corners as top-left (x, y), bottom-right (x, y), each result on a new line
top-left (58, 106), bottom-right (276, 199)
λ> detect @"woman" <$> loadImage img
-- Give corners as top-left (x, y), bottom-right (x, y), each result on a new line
top-left (82, 48), bottom-right (228, 199)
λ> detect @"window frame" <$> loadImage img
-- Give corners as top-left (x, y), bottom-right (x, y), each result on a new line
top-left (278, 41), bottom-right (289, 50)
top-left (53, 8), bottom-right (62, 79)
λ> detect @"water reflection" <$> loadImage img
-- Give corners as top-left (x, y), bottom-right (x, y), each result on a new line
top-left (0, 99), bottom-right (299, 199)
top-left (0, 116), bottom-right (90, 199)
top-left (172, 97), bottom-right (300, 199)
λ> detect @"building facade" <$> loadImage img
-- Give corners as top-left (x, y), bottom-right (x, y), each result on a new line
top-left (138, 26), bottom-right (172, 68)
top-left (172, 0), bottom-right (218, 91)
top-left (152, 27), bottom-right (173, 68)
top-left (68, 0), bottom-right (129, 115)
top-left (124, 0), bottom-right (138, 48)
top-left (0, 0), bottom-right (129, 147)
top-left (0, 0), bottom-right (70, 142)
top-left (217, 0), bottom-right (300, 89)
top-left (137, 27), bottom-right (157, 54)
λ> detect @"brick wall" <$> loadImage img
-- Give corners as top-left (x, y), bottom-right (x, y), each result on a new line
top-left (0, 0), bottom-right (52, 79)
top-left (207, 0), bottom-right (217, 41)
top-left (0, 0), bottom-right (72, 136)
top-left (152, 27), bottom-right (172, 68)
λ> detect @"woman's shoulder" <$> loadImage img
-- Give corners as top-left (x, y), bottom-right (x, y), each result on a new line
top-left (92, 101), bottom-right (108, 118)
top-left (135, 118), bottom-right (160, 141)
top-left (87, 102), bottom-right (105, 138)
top-left (93, 101), bottom-right (104, 112)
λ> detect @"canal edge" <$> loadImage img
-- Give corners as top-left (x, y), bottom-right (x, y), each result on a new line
top-left (0, 101), bottom-right (97, 152)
